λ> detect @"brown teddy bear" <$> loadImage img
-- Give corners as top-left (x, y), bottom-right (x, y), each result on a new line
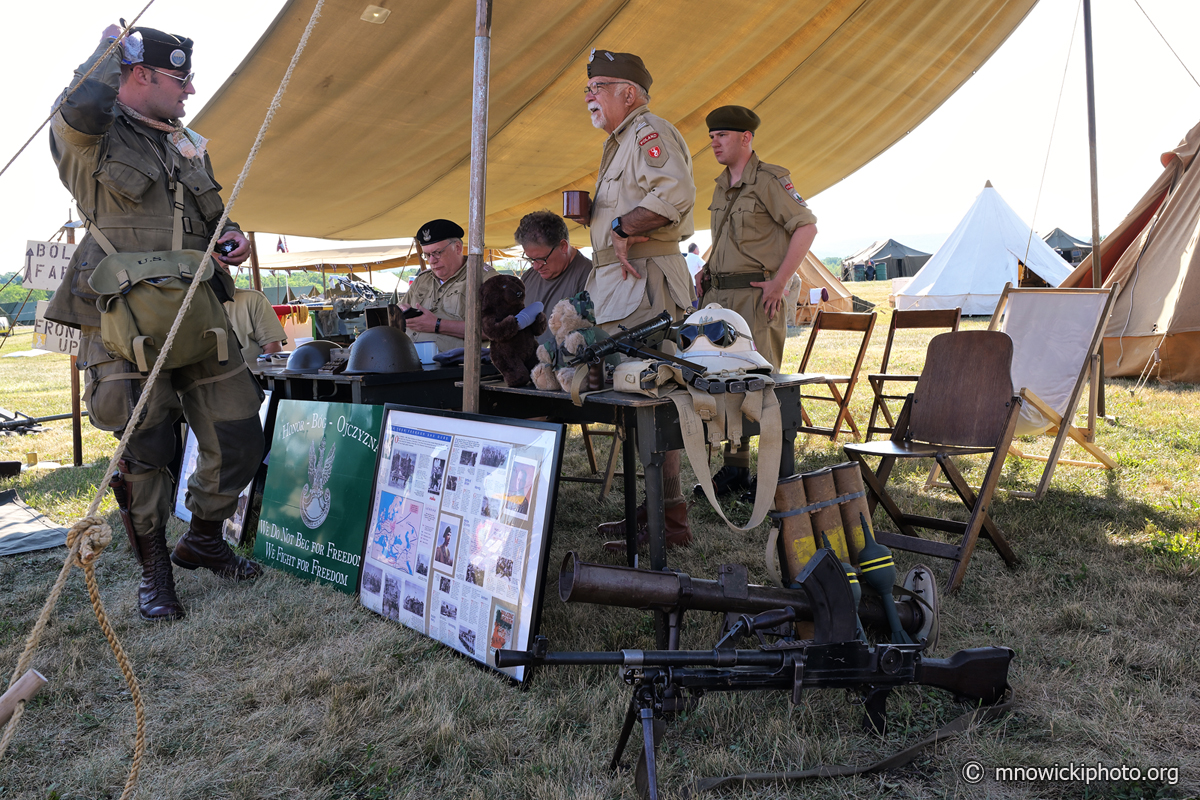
top-left (531, 291), bottom-right (602, 392)
top-left (480, 274), bottom-right (546, 387)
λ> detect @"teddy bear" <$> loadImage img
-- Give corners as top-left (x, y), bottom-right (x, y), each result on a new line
top-left (531, 291), bottom-right (603, 392)
top-left (480, 274), bottom-right (546, 387)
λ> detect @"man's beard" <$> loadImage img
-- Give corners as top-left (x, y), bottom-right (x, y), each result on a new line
top-left (589, 107), bottom-right (607, 130)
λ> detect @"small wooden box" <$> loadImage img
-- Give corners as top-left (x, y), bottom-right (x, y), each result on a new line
top-left (563, 191), bottom-right (591, 224)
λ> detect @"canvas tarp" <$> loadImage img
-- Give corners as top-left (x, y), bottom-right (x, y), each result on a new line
top-left (193, 0), bottom-right (1038, 247)
top-left (798, 250), bottom-right (853, 312)
top-left (1062, 119), bottom-right (1200, 383)
top-left (842, 238), bottom-right (932, 279)
top-left (253, 244), bottom-right (520, 273)
top-left (896, 182), bottom-right (1074, 315)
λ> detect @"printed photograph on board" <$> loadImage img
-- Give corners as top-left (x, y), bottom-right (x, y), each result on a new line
top-left (433, 516), bottom-right (460, 570)
top-left (361, 563), bottom-right (383, 596)
top-left (389, 445), bottom-right (418, 492)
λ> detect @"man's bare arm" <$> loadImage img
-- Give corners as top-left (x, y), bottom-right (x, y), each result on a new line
top-left (619, 207), bottom-right (670, 236)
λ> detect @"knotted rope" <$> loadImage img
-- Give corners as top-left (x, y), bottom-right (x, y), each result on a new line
top-left (0, 3), bottom-right (326, 795)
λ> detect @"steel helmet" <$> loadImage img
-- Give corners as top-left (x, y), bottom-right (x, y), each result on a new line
top-left (285, 340), bottom-right (340, 373)
top-left (677, 304), bottom-right (772, 374)
top-left (344, 326), bottom-right (422, 374)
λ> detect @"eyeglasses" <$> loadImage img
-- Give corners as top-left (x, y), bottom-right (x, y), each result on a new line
top-left (520, 243), bottom-right (561, 269)
top-left (583, 80), bottom-right (631, 97)
top-left (674, 321), bottom-right (747, 350)
top-left (423, 242), bottom-right (456, 262)
top-left (144, 66), bottom-right (195, 86)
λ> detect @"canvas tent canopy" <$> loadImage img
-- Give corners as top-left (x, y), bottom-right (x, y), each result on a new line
top-left (253, 244), bottom-right (520, 273)
top-left (1062, 118), bottom-right (1200, 383)
top-left (842, 238), bottom-right (932, 280)
top-left (797, 250), bottom-right (853, 312)
top-left (1042, 227), bottom-right (1091, 264)
top-left (896, 182), bottom-right (1074, 315)
top-left (192, 0), bottom-right (1040, 249)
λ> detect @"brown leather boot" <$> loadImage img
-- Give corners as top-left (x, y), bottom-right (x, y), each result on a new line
top-left (131, 529), bottom-right (186, 622)
top-left (603, 502), bottom-right (692, 552)
top-left (172, 516), bottom-right (264, 580)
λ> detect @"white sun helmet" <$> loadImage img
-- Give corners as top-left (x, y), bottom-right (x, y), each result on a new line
top-left (677, 304), bottom-right (772, 374)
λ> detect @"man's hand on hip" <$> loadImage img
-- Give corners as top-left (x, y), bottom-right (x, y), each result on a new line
top-left (750, 274), bottom-right (787, 320)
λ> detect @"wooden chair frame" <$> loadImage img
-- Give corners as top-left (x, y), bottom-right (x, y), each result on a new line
top-left (796, 310), bottom-right (877, 441)
top-left (844, 330), bottom-right (1022, 593)
top-left (559, 423), bottom-right (622, 501)
top-left (865, 308), bottom-right (961, 441)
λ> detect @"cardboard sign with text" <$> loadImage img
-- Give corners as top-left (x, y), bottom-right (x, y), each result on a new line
top-left (23, 241), bottom-right (76, 292)
top-left (256, 400), bottom-right (383, 594)
top-left (32, 301), bottom-right (80, 356)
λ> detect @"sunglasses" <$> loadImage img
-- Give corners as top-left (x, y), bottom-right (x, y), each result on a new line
top-left (674, 321), bottom-right (746, 350)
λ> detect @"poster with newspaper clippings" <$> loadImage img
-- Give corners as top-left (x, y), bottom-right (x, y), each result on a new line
top-left (358, 405), bottom-right (564, 683)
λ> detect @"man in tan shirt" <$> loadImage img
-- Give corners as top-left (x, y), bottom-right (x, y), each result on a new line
top-left (583, 50), bottom-right (695, 550)
top-left (401, 219), bottom-right (490, 353)
top-left (697, 105), bottom-right (817, 496)
top-left (226, 288), bottom-right (286, 363)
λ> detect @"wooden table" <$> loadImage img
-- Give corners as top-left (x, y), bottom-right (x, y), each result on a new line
top-left (250, 362), bottom-right (498, 409)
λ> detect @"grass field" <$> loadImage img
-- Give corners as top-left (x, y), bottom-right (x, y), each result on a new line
top-left (1, 282), bottom-right (1199, 799)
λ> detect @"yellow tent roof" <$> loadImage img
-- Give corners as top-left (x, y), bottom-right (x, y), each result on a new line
top-left (195, 0), bottom-right (1036, 248)
top-left (253, 244), bottom-right (520, 272)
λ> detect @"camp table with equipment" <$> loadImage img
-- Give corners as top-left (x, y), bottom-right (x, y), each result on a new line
top-left (249, 361), bottom-right (498, 408)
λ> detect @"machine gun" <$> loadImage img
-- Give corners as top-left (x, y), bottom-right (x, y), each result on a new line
top-left (496, 550), bottom-right (1013, 800)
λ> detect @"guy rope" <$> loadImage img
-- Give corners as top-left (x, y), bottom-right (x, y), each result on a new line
top-left (0, 3), bottom-right (326, 797)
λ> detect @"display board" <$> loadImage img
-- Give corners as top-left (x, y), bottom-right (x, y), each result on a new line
top-left (359, 405), bottom-right (564, 683)
top-left (255, 400), bottom-right (383, 594)
top-left (32, 301), bottom-right (80, 356)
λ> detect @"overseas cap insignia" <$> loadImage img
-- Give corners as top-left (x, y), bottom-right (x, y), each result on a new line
top-left (132, 27), bottom-right (193, 72)
top-left (588, 48), bottom-right (595, 63)
top-left (170, 49), bottom-right (186, 67)
top-left (417, 218), bottom-right (465, 245)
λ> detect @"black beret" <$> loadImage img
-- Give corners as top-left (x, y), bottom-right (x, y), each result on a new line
top-left (587, 49), bottom-right (652, 92)
top-left (133, 27), bottom-right (193, 72)
top-left (417, 219), bottom-right (465, 245)
top-left (706, 105), bottom-right (760, 133)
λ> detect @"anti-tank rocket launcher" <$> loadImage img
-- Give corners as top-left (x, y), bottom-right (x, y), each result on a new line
top-left (497, 550), bottom-right (1014, 800)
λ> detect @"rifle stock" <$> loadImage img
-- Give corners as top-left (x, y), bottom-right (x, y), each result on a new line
top-left (916, 647), bottom-right (1014, 705)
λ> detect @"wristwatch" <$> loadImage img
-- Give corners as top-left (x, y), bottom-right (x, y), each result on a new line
top-left (611, 217), bottom-right (629, 239)
top-left (434, 318), bottom-right (442, 334)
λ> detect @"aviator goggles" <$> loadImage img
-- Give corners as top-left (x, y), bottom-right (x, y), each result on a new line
top-left (673, 320), bottom-right (748, 350)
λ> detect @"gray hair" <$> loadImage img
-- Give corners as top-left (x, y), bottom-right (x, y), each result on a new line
top-left (514, 211), bottom-right (569, 249)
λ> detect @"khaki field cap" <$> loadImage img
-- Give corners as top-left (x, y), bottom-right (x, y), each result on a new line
top-left (587, 49), bottom-right (652, 91)
top-left (678, 304), bottom-right (772, 373)
top-left (706, 105), bottom-right (761, 133)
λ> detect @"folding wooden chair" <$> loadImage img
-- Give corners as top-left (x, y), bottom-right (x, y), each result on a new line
top-left (865, 308), bottom-right (961, 441)
top-left (796, 310), bottom-right (876, 441)
top-left (843, 330), bottom-right (1022, 593)
top-left (559, 424), bottom-right (622, 501)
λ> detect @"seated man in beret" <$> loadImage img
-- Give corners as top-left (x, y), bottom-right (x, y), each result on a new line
top-left (401, 219), bottom-right (492, 353)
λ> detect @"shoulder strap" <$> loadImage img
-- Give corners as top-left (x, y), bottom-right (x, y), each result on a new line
top-left (80, 171), bottom-right (187, 256)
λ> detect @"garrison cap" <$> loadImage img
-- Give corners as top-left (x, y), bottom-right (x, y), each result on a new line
top-left (132, 27), bottom-right (193, 72)
top-left (706, 105), bottom-right (760, 133)
top-left (417, 219), bottom-right (465, 245)
top-left (587, 49), bottom-right (652, 92)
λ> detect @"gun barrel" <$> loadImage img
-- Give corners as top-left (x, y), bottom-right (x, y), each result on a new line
top-left (559, 552), bottom-right (922, 636)
top-left (494, 646), bottom-right (788, 670)
top-left (915, 647), bottom-right (1013, 705)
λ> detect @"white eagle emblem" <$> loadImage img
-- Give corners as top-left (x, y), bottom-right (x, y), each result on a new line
top-left (301, 437), bottom-right (335, 529)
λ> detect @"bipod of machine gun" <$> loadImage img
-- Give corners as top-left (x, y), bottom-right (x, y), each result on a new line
top-left (496, 550), bottom-right (1014, 800)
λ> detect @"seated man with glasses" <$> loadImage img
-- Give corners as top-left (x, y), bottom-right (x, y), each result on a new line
top-left (400, 218), bottom-right (492, 353)
top-left (513, 211), bottom-right (593, 345)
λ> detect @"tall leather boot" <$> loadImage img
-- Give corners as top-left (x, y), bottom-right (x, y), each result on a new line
top-left (131, 529), bottom-right (186, 622)
top-left (603, 502), bottom-right (692, 552)
top-left (172, 516), bottom-right (264, 580)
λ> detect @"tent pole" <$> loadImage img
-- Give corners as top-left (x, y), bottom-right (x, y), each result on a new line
top-left (249, 231), bottom-right (263, 291)
top-left (1083, 0), bottom-right (1105, 416)
top-left (463, 0), bottom-right (492, 414)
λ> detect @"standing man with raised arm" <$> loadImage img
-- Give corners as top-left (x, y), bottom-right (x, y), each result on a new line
top-left (582, 49), bottom-right (697, 551)
top-left (695, 105), bottom-right (818, 496)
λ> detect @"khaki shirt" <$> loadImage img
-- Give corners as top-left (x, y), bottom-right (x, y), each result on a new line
top-left (587, 105), bottom-right (695, 324)
top-left (707, 153), bottom-right (817, 276)
top-left (402, 261), bottom-right (492, 353)
top-left (46, 38), bottom-right (241, 329)
top-left (225, 289), bottom-right (287, 363)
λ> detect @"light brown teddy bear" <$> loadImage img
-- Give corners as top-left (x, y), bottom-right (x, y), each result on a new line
top-left (531, 291), bottom-right (599, 392)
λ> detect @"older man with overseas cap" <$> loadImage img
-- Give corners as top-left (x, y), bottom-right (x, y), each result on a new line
top-left (583, 49), bottom-right (697, 551)
top-left (401, 219), bottom-right (492, 353)
top-left (696, 105), bottom-right (818, 497)
top-left (514, 211), bottom-right (593, 345)
top-left (46, 24), bottom-right (265, 622)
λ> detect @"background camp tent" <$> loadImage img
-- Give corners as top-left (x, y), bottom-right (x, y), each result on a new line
top-left (1042, 227), bottom-right (1092, 264)
top-left (896, 182), bottom-right (1074, 315)
top-left (842, 239), bottom-right (932, 281)
top-left (797, 251), bottom-right (853, 313)
top-left (1062, 118), bottom-right (1200, 383)
top-left (193, 0), bottom-right (1041, 248)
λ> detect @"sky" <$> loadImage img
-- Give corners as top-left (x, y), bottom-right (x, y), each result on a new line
top-left (4, 0), bottom-right (1200, 273)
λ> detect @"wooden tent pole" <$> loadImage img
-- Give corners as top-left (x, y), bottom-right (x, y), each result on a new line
top-left (1083, 0), bottom-right (1105, 415)
top-left (463, 0), bottom-right (493, 414)
top-left (249, 232), bottom-right (263, 291)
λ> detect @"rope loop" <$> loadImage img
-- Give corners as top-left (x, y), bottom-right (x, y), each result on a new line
top-left (67, 516), bottom-right (113, 566)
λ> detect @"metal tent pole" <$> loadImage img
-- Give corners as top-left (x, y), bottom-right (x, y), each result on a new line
top-left (463, 0), bottom-right (492, 414)
top-left (1083, 0), bottom-right (1105, 416)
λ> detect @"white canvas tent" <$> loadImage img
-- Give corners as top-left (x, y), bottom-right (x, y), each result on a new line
top-left (896, 182), bottom-right (1073, 315)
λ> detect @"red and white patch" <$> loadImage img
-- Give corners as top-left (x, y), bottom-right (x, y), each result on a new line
top-left (638, 132), bottom-right (659, 147)
top-left (648, 146), bottom-right (662, 159)
top-left (784, 182), bottom-right (795, 191)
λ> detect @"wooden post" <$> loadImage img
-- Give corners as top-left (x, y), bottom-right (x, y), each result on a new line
top-left (249, 231), bottom-right (263, 291)
top-left (0, 669), bottom-right (47, 727)
top-left (463, 0), bottom-right (493, 414)
top-left (1083, 0), bottom-right (1105, 415)
top-left (65, 223), bottom-right (83, 467)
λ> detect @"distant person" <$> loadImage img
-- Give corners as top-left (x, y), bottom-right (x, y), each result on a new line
top-left (865, 258), bottom-right (876, 281)
top-left (225, 287), bottom-right (286, 363)
top-left (683, 242), bottom-right (704, 306)
top-left (514, 211), bottom-right (592, 345)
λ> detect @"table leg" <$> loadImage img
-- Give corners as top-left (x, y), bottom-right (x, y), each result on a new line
top-left (637, 407), bottom-right (669, 648)
top-left (780, 425), bottom-right (796, 478)
top-left (622, 408), bottom-right (638, 568)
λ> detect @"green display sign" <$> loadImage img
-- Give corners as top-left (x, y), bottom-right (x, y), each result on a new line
top-left (256, 400), bottom-right (384, 593)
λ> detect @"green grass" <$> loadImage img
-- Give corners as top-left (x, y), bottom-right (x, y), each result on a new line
top-left (1, 285), bottom-right (1198, 799)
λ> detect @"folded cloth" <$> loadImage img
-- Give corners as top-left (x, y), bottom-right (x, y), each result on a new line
top-left (433, 347), bottom-right (491, 365)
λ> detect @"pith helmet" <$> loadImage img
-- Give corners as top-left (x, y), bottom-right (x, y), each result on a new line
top-left (344, 326), bottom-right (422, 374)
top-left (286, 340), bottom-right (340, 373)
top-left (677, 304), bottom-right (772, 373)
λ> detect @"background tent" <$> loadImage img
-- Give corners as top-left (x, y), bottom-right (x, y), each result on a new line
top-left (193, 0), bottom-right (1039, 247)
top-left (797, 251), bottom-right (853, 312)
top-left (842, 238), bottom-right (932, 280)
top-left (896, 182), bottom-right (1073, 315)
top-left (1062, 118), bottom-right (1200, 383)
top-left (1042, 227), bottom-right (1092, 264)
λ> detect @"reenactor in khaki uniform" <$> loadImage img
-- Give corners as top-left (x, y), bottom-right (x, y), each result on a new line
top-left (226, 288), bottom-right (287, 363)
top-left (400, 219), bottom-right (492, 353)
top-left (697, 106), bottom-right (818, 496)
top-left (582, 50), bottom-right (696, 550)
top-left (47, 25), bottom-right (266, 621)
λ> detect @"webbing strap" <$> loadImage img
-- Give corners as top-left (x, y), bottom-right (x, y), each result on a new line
top-left (176, 361), bottom-right (249, 397)
top-left (203, 327), bottom-right (229, 364)
top-left (769, 491), bottom-right (866, 520)
top-left (170, 180), bottom-right (185, 251)
top-left (131, 336), bottom-right (153, 373)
